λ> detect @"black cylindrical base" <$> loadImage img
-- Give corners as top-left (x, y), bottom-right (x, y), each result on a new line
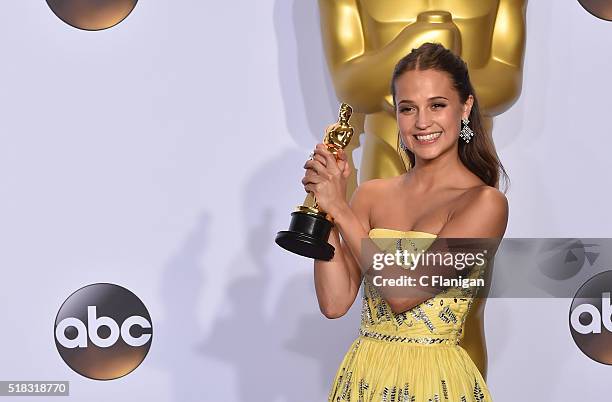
top-left (275, 210), bottom-right (335, 261)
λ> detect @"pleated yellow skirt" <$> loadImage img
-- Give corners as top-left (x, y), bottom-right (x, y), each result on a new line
top-left (328, 335), bottom-right (491, 402)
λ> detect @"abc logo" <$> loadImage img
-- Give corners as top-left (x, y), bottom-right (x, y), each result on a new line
top-left (569, 270), bottom-right (612, 365)
top-left (54, 283), bottom-right (153, 380)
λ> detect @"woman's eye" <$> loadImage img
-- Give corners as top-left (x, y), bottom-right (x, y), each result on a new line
top-left (400, 107), bottom-right (415, 113)
top-left (432, 103), bottom-right (446, 110)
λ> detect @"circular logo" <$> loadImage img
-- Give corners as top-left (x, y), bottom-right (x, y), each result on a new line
top-left (569, 270), bottom-right (612, 365)
top-left (46, 0), bottom-right (138, 31)
top-left (54, 283), bottom-right (153, 380)
top-left (578, 0), bottom-right (612, 21)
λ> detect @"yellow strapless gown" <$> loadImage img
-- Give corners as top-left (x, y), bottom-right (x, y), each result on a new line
top-left (328, 228), bottom-right (492, 402)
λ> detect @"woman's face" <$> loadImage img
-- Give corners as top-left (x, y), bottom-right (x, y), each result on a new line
top-left (394, 68), bottom-right (473, 163)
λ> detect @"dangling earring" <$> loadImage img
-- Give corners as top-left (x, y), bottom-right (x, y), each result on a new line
top-left (398, 134), bottom-right (412, 170)
top-left (459, 117), bottom-right (474, 143)
top-left (399, 137), bottom-right (409, 153)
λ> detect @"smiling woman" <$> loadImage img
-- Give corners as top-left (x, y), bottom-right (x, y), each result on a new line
top-left (391, 43), bottom-right (507, 187)
top-left (302, 42), bottom-right (509, 401)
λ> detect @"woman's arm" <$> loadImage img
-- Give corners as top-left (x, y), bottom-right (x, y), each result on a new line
top-left (302, 143), bottom-right (371, 318)
top-left (313, 183), bottom-right (371, 318)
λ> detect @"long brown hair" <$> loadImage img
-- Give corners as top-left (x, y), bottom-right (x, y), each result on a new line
top-left (391, 43), bottom-right (509, 191)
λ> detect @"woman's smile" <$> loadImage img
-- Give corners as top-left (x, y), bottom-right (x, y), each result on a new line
top-left (413, 131), bottom-right (442, 145)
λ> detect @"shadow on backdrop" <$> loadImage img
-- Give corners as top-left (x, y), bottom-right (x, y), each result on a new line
top-left (273, 0), bottom-right (338, 148)
top-left (182, 1), bottom-right (367, 400)
top-left (198, 148), bottom-right (361, 401)
top-left (155, 212), bottom-right (212, 402)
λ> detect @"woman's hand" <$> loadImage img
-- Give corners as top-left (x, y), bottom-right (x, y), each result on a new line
top-left (301, 143), bottom-right (352, 217)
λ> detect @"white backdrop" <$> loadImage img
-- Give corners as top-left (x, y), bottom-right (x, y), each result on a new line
top-left (0, 1), bottom-right (610, 401)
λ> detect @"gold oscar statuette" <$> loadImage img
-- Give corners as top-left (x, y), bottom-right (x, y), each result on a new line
top-left (276, 103), bottom-right (355, 261)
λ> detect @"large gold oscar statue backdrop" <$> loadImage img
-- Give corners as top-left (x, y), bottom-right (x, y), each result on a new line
top-left (318, 0), bottom-right (527, 379)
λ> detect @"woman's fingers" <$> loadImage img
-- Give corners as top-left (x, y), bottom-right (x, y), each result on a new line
top-left (302, 144), bottom-right (351, 196)
top-left (303, 146), bottom-right (327, 193)
top-left (302, 171), bottom-right (322, 185)
top-left (302, 169), bottom-right (323, 193)
top-left (337, 151), bottom-right (352, 178)
top-left (306, 145), bottom-right (327, 165)
top-left (303, 159), bottom-right (327, 176)
top-left (313, 153), bottom-right (327, 165)
top-left (313, 145), bottom-right (339, 174)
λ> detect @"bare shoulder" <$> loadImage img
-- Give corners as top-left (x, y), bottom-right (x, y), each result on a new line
top-left (460, 185), bottom-right (508, 210)
top-left (455, 185), bottom-right (508, 221)
top-left (441, 185), bottom-right (509, 238)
